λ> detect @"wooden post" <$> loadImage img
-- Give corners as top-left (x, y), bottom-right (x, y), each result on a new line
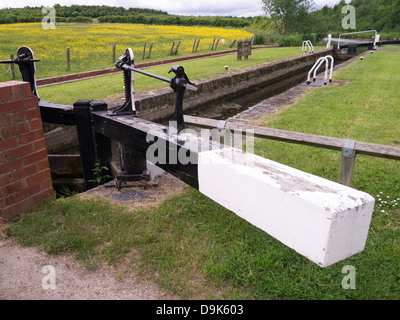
top-left (174, 41), bottom-right (181, 55)
top-left (211, 37), bottom-right (216, 50)
top-left (112, 43), bottom-right (116, 63)
top-left (195, 38), bottom-right (200, 52)
top-left (66, 47), bottom-right (70, 71)
top-left (214, 38), bottom-right (220, 51)
top-left (230, 39), bottom-right (237, 48)
top-left (147, 43), bottom-right (153, 59)
top-left (170, 42), bottom-right (175, 55)
top-left (142, 42), bottom-right (147, 60)
top-left (192, 39), bottom-right (197, 53)
top-left (251, 34), bottom-right (256, 45)
top-left (9, 54), bottom-right (15, 80)
top-left (338, 140), bottom-right (357, 187)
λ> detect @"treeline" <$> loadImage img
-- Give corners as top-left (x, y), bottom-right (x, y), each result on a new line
top-left (0, 5), bottom-right (168, 23)
top-left (251, 0), bottom-right (400, 35)
top-left (0, 4), bottom-right (251, 27)
top-left (310, 0), bottom-right (400, 34)
top-left (98, 15), bottom-right (251, 28)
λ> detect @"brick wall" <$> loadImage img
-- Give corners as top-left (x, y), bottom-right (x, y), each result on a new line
top-left (0, 81), bottom-right (54, 220)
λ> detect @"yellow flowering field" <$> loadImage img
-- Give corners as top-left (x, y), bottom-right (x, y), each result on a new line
top-left (0, 23), bottom-right (253, 81)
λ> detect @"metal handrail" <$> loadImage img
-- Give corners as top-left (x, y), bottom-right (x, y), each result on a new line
top-left (307, 55), bottom-right (334, 85)
top-left (302, 40), bottom-right (314, 54)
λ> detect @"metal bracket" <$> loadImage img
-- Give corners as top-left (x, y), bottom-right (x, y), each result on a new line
top-left (217, 120), bottom-right (227, 131)
top-left (114, 170), bottom-right (151, 191)
top-left (343, 139), bottom-right (356, 158)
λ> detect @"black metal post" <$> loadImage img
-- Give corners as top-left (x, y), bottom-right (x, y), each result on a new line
top-left (91, 100), bottom-right (112, 178)
top-left (173, 83), bottom-right (186, 133)
top-left (73, 100), bottom-right (112, 190)
top-left (169, 65), bottom-right (196, 133)
top-left (0, 47), bottom-right (40, 99)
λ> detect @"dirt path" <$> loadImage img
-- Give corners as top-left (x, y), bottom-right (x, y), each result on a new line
top-left (0, 239), bottom-right (177, 300)
top-left (0, 173), bottom-right (184, 300)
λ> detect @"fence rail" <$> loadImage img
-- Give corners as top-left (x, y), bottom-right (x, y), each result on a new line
top-left (184, 115), bottom-right (400, 186)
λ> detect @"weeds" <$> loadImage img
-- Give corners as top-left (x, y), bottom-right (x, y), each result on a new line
top-left (90, 160), bottom-right (111, 186)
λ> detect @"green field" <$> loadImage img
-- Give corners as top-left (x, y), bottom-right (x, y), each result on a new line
top-left (8, 50), bottom-right (400, 299)
top-left (0, 22), bottom-right (253, 82)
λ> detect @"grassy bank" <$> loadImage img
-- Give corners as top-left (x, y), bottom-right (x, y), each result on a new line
top-left (7, 51), bottom-right (400, 300)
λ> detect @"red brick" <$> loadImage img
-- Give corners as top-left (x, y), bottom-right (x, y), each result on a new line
top-left (14, 183), bottom-right (40, 203)
top-left (26, 168), bottom-right (51, 185)
top-left (26, 107), bottom-right (41, 120)
top-left (0, 173), bottom-right (11, 186)
top-left (10, 84), bottom-right (22, 101)
top-left (23, 149), bottom-right (48, 166)
top-left (30, 188), bottom-right (54, 204)
top-left (0, 159), bottom-right (22, 176)
top-left (14, 108), bottom-right (40, 124)
top-left (39, 178), bottom-right (53, 191)
top-left (1, 122), bottom-right (30, 138)
top-left (29, 118), bottom-right (43, 131)
top-left (6, 143), bottom-right (33, 161)
top-left (0, 114), bottom-right (14, 128)
top-left (1, 197), bottom-right (31, 219)
top-left (13, 110), bottom-right (28, 123)
top-left (10, 163), bottom-right (37, 181)
top-left (25, 97), bottom-right (39, 109)
top-left (33, 138), bottom-right (46, 151)
top-left (18, 130), bottom-right (43, 145)
top-left (2, 81), bottom-right (23, 86)
top-left (0, 194), bottom-right (15, 208)
top-left (0, 100), bottom-right (25, 115)
top-left (0, 136), bottom-right (18, 151)
top-left (0, 180), bottom-right (26, 198)
top-left (37, 158), bottom-right (50, 172)
top-left (0, 86), bottom-right (11, 103)
top-left (21, 83), bottom-right (33, 98)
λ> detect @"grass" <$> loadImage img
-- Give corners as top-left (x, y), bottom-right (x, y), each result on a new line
top-left (6, 51), bottom-right (400, 300)
top-left (38, 46), bottom-right (324, 105)
top-left (380, 46), bottom-right (400, 50)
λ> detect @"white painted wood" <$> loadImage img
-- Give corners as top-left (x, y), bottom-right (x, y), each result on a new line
top-left (198, 148), bottom-right (375, 268)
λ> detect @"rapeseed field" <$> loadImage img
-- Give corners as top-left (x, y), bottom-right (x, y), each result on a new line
top-left (0, 23), bottom-right (253, 81)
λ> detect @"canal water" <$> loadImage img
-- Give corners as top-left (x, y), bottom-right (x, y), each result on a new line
top-left (183, 49), bottom-right (362, 122)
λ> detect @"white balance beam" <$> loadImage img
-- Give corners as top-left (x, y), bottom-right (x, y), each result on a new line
top-left (198, 148), bottom-right (375, 268)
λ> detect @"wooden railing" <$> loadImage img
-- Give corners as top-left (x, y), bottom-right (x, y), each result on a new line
top-left (184, 115), bottom-right (400, 186)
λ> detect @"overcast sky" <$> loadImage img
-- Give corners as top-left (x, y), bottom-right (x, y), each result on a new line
top-left (0, 0), bottom-right (348, 17)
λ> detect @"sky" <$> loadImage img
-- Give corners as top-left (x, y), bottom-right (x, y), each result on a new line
top-left (0, 0), bottom-right (347, 17)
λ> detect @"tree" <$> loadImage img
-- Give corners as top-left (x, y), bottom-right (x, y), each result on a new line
top-left (261, 0), bottom-right (315, 34)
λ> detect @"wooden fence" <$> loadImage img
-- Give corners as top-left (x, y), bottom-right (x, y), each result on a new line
top-left (184, 115), bottom-right (400, 186)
